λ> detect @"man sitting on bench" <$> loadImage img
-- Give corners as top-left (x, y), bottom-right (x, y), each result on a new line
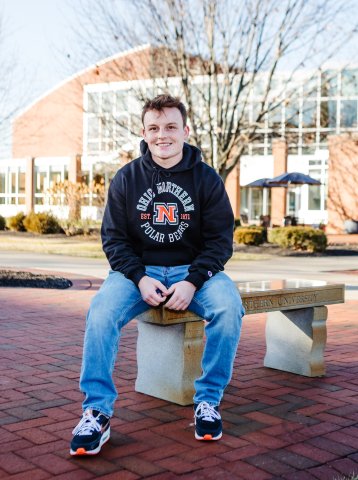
top-left (70, 94), bottom-right (245, 456)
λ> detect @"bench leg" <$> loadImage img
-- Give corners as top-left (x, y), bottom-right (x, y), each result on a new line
top-left (135, 321), bottom-right (204, 405)
top-left (264, 306), bottom-right (328, 377)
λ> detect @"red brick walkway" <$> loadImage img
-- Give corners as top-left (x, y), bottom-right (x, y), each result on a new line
top-left (0, 274), bottom-right (357, 479)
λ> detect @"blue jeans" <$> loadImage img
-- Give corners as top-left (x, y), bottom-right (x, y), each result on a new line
top-left (80, 265), bottom-right (244, 417)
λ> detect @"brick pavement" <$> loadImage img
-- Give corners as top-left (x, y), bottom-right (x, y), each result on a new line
top-left (0, 272), bottom-right (357, 479)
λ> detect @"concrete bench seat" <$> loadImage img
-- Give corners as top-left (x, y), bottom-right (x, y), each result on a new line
top-left (135, 280), bottom-right (345, 405)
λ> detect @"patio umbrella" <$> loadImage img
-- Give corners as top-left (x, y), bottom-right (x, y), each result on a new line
top-left (267, 172), bottom-right (321, 186)
top-left (245, 178), bottom-right (284, 188)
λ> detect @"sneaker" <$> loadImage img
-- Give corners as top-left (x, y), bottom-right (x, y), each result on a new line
top-left (70, 409), bottom-right (110, 456)
top-left (194, 401), bottom-right (222, 441)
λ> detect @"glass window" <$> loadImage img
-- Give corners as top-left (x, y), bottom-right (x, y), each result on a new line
top-left (87, 92), bottom-right (100, 113)
top-left (302, 145), bottom-right (316, 154)
top-left (102, 116), bottom-right (113, 138)
top-left (251, 189), bottom-right (263, 220)
top-left (240, 187), bottom-right (248, 215)
top-left (340, 100), bottom-right (357, 128)
top-left (308, 185), bottom-right (321, 210)
top-left (321, 70), bottom-right (338, 96)
top-left (116, 91), bottom-right (128, 112)
top-left (252, 102), bottom-right (265, 127)
top-left (251, 146), bottom-right (265, 155)
top-left (19, 172), bottom-right (25, 193)
top-left (341, 69), bottom-right (358, 96)
top-left (288, 145), bottom-right (298, 154)
top-left (288, 189), bottom-right (297, 216)
top-left (0, 172), bottom-right (5, 193)
top-left (302, 101), bottom-right (317, 128)
top-left (302, 75), bottom-right (318, 98)
top-left (320, 101), bottom-right (337, 128)
top-left (49, 169), bottom-right (62, 188)
top-left (267, 104), bottom-right (282, 128)
top-left (10, 172), bottom-right (16, 193)
top-left (87, 141), bottom-right (100, 153)
top-left (128, 91), bottom-right (142, 112)
top-left (308, 168), bottom-right (321, 210)
top-left (88, 116), bottom-right (100, 138)
top-left (102, 92), bottom-right (113, 114)
top-left (115, 114), bottom-right (130, 142)
top-left (102, 140), bottom-right (115, 152)
top-left (285, 102), bottom-right (299, 128)
top-left (286, 132), bottom-right (299, 146)
top-left (35, 168), bottom-right (47, 193)
top-left (302, 133), bottom-right (316, 151)
top-left (81, 170), bottom-right (90, 185)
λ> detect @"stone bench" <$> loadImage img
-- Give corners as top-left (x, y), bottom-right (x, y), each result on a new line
top-left (135, 280), bottom-right (345, 405)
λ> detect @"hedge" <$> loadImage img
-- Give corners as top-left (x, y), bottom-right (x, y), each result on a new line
top-left (23, 212), bottom-right (63, 234)
top-left (268, 226), bottom-right (327, 252)
top-left (0, 215), bottom-right (5, 230)
top-left (7, 212), bottom-right (26, 231)
top-left (234, 226), bottom-right (265, 246)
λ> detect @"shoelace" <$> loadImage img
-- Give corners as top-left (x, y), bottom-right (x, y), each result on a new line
top-left (195, 402), bottom-right (221, 422)
top-left (72, 411), bottom-right (101, 436)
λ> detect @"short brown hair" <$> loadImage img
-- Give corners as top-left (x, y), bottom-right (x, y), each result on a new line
top-left (141, 94), bottom-right (187, 127)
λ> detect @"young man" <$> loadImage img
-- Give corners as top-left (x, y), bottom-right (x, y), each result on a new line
top-left (70, 94), bottom-right (245, 456)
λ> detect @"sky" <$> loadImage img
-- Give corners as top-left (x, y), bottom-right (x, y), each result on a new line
top-left (2, 0), bottom-right (357, 108)
top-left (0, 0), bottom-right (78, 101)
top-left (0, 0), bottom-right (357, 158)
top-left (0, 0), bottom-right (86, 157)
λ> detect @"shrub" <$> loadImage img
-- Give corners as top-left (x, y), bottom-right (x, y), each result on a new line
top-left (234, 226), bottom-right (265, 246)
top-left (60, 218), bottom-right (99, 236)
top-left (0, 215), bottom-right (5, 230)
top-left (23, 211), bottom-right (63, 234)
top-left (7, 212), bottom-right (26, 231)
top-left (268, 226), bottom-right (327, 252)
top-left (234, 218), bottom-right (241, 228)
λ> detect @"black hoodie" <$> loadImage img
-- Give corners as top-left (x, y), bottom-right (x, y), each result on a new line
top-left (101, 140), bottom-right (234, 290)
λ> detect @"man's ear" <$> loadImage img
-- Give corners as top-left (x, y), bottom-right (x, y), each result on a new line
top-left (141, 128), bottom-right (146, 139)
top-left (184, 125), bottom-right (190, 139)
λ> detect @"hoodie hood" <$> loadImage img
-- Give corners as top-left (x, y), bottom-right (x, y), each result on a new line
top-left (140, 139), bottom-right (202, 173)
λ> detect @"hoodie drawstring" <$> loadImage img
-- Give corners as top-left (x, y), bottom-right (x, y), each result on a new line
top-left (150, 167), bottom-right (171, 206)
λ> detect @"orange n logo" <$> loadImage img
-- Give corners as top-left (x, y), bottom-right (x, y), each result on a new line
top-left (153, 203), bottom-right (178, 225)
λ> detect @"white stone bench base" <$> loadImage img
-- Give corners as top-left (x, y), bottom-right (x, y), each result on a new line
top-left (264, 306), bottom-right (328, 376)
top-left (134, 280), bottom-right (344, 404)
top-left (135, 320), bottom-right (204, 405)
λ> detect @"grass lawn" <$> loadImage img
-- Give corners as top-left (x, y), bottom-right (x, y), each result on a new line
top-left (0, 232), bottom-right (105, 258)
top-left (0, 232), bottom-right (270, 261)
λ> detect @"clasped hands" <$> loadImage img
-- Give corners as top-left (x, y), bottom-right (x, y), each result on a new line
top-left (138, 275), bottom-right (196, 311)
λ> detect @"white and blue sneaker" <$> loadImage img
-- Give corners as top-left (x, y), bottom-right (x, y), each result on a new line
top-left (70, 409), bottom-right (110, 455)
top-left (194, 401), bottom-right (222, 441)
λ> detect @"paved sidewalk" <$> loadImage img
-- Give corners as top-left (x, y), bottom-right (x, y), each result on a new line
top-left (0, 272), bottom-right (357, 479)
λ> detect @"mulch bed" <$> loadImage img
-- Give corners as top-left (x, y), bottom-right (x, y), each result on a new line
top-left (0, 270), bottom-right (72, 289)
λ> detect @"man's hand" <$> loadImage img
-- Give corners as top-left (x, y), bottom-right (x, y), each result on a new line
top-left (165, 281), bottom-right (197, 311)
top-left (138, 276), bottom-right (169, 307)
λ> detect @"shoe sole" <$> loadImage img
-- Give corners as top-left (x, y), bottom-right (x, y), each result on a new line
top-left (70, 427), bottom-right (110, 456)
top-left (195, 431), bottom-right (222, 441)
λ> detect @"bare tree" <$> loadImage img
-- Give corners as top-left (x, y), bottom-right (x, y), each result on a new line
top-left (66, 0), bottom-right (358, 181)
top-left (0, 9), bottom-right (32, 158)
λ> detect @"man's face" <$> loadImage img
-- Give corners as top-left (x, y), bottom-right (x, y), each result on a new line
top-left (142, 107), bottom-right (189, 168)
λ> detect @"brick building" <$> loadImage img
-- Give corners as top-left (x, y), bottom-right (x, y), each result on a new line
top-left (0, 46), bottom-right (357, 232)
